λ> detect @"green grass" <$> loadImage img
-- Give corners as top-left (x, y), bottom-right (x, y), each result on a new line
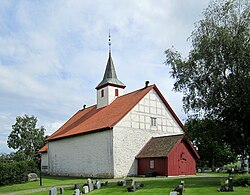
top-left (0, 176), bottom-right (83, 194)
top-left (0, 175), bottom-right (249, 195)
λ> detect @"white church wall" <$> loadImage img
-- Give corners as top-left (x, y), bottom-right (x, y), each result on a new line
top-left (48, 130), bottom-right (114, 178)
top-left (113, 88), bottom-right (184, 177)
top-left (97, 86), bottom-right (124, 109)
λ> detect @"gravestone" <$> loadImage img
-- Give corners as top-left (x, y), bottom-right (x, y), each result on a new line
top-left (101, 181), bottom-right (108, 186)
top-left (59, 187), bottom-right (64, 194)
top-left (89, 183), bottom-right (94, 191)
top-left (74, 184), bottom-right (79, 190)
top-left (178, 185), bottom-right (183, 195)
top-left (49, 187), bottom-right (57, 195)
top-left (180, 181), bottom-right (185, 191)
top-left (83, 186), bottom-right (89, 194)
top-left (73, 189), bottom-right (80, 195)
top-left (87, 178), bottom-right (94, 192)
top-left (94, 180), bottom-right (101, 189)
top-left (228, 177), bottom-right (234, 191)
top-left (131, 179), bottom-right (136, 192)
top-left (173, 184), bottom-right (183, 195)
top-left (27, 173), bottom-right (38, 182)
top-left (122, 177), bottom-right (127, 186)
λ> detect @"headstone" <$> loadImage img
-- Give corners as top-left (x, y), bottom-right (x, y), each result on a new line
top-left (59, 187), bottom-right (64, 194)
top-left (83, 186), bottom-right (89, 194)
top-left (49, 187), bottom-right (57, 195)
top-left (178, 185), bottom-right (183, 195)
top-left (101, 181), bottom-right (108, 186)
top-left (170, 192), bottom-right (177, 195)
top-left (228, 177), bottom-right (234, 191)
top-left (27, 173), bottom-right (38, 182)
top-left (122, 177), bottom-right (126, 186)
top-left (180, 181), bottom-right (185, 191)
top-left (131, 179), bottom-right (136, 192)
top-left (94, 180), bottom-right (101, 189)
top-left (87, 178), bottom-right (94, 192)
top-left (73, 189), bottom-right (80, 195)
top-left (74, 184), bottom-right (79, 190)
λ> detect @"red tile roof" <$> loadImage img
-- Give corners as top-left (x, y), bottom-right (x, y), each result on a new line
top-left (47, 84), bottom-right (185, 141)
top-left (38, 143), bottom-right (48, 153)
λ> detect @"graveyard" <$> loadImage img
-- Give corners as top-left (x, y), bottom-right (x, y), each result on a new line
top-left (0, 174), bottom-right (250, 195)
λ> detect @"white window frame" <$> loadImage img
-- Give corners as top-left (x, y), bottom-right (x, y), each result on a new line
top-left (150, 160), bottom-right (155, 169)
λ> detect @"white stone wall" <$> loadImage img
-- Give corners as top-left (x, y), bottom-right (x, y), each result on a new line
top-left (97, 86), bottom-right (124, 109)
top-left (48, 130), bottom-right (114, 178)
top-left (113, 89), bottom-right (183, 177)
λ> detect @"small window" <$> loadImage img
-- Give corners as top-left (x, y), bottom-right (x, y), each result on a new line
top-left (115, 89), bottom-right (119, 96)
top-left (101, 89), bottom-right (104, 97)
top-left (151, 117), bottom-right (157, 126)
top-left (180, 152), bottom-right (186, 160)
top-left (150, 160), bottom-right (155, 169)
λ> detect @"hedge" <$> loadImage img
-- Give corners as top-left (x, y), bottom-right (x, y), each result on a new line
top-left (234, 174), bottom-right (250, 186)
top-left (0, 160), bottom-right (38, 186)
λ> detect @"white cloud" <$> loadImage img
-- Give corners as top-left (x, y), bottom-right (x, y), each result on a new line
top-left (0, 0), bottom-right (211, 153)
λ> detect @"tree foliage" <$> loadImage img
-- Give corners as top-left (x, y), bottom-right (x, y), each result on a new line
top-left (185, 118), bottom-right (237, 167)
top-left (7, 115), bottom-right (46, 159)
top-left (165, 0), bottom-right (250, 155)
top-left (0, 160), bottom-right (38, 186)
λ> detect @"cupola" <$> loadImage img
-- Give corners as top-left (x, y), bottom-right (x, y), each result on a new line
top-left (96, 33), bottom-right (126, 109)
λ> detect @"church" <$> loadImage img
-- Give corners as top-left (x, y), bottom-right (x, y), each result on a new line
top-left (39, 39), bottom-right (199, 178)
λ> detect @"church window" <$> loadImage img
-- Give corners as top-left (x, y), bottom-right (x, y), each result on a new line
top-left (150, 160), bottom-right (155, 169)
top-left (101, 89), bottom-right (104, 97)
top-left (151, 117), bottom-right (157, 126)
top-left (115, 89), bottom-right (119, 96)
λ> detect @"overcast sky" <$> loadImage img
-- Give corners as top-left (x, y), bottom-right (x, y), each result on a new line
top-left (0, 0), bottom-right (211, 154)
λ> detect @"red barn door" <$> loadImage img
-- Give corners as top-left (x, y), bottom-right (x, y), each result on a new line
top-left (179, 159), bottom-right (187, 175)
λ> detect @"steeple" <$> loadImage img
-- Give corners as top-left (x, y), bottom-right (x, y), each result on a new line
top-left (96, 52), bottom-right (126, 90)
top-left (96, 33), bottom-right (126, 109)
top-left (96, 32), bottom-right (125, 90)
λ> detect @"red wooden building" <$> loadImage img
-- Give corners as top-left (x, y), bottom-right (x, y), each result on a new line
top-left (136, 135), bottom-right (200, 176)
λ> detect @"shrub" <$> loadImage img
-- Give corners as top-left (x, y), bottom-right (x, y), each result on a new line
top-left (0, 160), bottom-right (38, 186)
top-left (233, 175), bottom-right (250, 186)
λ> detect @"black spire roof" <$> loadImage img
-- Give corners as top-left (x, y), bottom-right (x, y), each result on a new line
top-left (96, 52), bottom-right (126, 90)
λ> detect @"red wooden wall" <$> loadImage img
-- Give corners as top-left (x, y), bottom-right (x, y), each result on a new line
top-left (137, 140), bottom-right (197, 176)
top-left (167, 140), bottom-right (196, 176)
top-left (138, 157), bottom-right (167, 176)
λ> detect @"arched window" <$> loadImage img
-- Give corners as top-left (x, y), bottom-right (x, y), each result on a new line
top-left (115, 89), bottom-right (119, 96)
top-left (101, 89), bottom-right (104, 97)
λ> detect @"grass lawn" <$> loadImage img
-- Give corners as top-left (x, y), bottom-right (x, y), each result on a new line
top-left (0, 176), bottom-right (84, 194)
top-left (0, 175), bottom-right (249, 195)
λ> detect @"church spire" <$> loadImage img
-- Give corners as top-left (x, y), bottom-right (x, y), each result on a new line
top-left (96, 33), bottom-right (126, 90)
top-left (96, 32), bottom-right (126, 109)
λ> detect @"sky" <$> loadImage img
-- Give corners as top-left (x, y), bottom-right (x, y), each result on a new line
top-left (0, 0), bottom-right (211, 154)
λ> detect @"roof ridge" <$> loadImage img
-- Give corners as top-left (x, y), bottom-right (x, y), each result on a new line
top-left (152, 134), bottom-right (184, 139)
top-left (118, 84), bottom-right (155, 97)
